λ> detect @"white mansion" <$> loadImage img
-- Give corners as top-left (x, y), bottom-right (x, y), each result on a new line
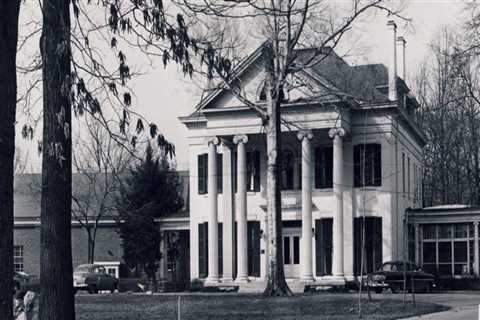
top-left (179, 21), bottom-right (424, 288)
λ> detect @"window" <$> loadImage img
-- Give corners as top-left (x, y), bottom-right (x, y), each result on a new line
top-left (354, 144), bottom-right (382, 187)
top-left (281, 150), bottom-right (295, 190)
top-left (353, 217), bottom-right (382, 274)
top-left (197, 153), bottom-right (223, 194)
top-left (14, 246), bottom-right (24, 272)
top-left (420, 223), bottom-right (475, 276)
top-left (315, 147), bottom-right (333, 189)
top-left (233, 150), bottom-right (261, 192)
top-left (198, 154), bottom-right (208, 194)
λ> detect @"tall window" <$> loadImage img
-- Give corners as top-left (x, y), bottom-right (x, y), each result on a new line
top-left (197, 153), bottom-right (223, 194)
top-left (354, 144), bottom-right (382, 187)
top-left (280, 149), bottom-right (295, 190)
top-left (14, 246), bottom-right (24, 272)
top-left (353, 217), bottom-right (382, 274)
top-left (315, 147), bottom-right (333, 189)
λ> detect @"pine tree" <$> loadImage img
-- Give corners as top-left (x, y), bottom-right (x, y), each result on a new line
top-left (118, 144), bottom-right (183, 291)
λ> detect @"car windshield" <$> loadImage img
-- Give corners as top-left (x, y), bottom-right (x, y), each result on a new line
top-left (75, 265), bottom-right (94, 273)
top-left (382, 262), bottom-right (416, 272)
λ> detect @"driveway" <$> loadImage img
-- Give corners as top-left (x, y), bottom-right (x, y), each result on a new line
top-left (397, 292), bottom-right (480, 320)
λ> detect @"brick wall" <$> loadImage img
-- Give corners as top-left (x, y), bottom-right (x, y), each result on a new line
top-left (14, 224), bottom-right (123, 277)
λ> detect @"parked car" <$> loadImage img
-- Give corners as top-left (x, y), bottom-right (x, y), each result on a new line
top-left (73, 264), bottom-right (117, 294)
top-left (13, 271), bottom-right (31, 292)
top-left (368, 261), bottom-right (436, 293)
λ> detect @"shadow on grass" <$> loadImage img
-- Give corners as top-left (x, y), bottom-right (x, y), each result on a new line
top-left (76, 293), bottom-right (448, 320)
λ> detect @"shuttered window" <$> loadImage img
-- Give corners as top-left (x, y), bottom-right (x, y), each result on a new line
top-left (197, 153), bottom-right (223, 194)
top-left (247, 150), bottom-right (261, 192)
top-left (198, 222), bottom-right (208, 278)
top-left (353, 217), bottom-right (383, 275)
top-left (354, 144), bottom-right (382, 187)
top-left (315, 219), bottom-right (333, 276)
top-left (315, 147), bottom-right (333, 189)
top-left (247, 221), bottom-right (261, 277)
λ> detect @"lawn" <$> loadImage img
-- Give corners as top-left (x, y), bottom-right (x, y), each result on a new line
top-left (75, 293), bottom-right (447, 320)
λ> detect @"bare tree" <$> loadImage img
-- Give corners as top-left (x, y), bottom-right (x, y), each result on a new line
top-left (174, 0), bottom-right (404, 296)
top-left (72, 117), bottom-right (133, 264)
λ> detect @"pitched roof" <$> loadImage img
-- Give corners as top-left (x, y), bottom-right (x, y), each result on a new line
top-left (13, 171), bottom-right (190, 219)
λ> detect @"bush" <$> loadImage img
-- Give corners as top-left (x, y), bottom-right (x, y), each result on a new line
top-left (189, 279), bottom-right (204, 292)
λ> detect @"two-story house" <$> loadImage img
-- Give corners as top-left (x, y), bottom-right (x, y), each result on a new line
top-left (179, 21), bottom-right (426, 290)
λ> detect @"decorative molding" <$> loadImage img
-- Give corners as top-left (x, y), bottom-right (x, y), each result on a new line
top-left (328, 127), bottom-right (346, 139)
top-left (297, 130), bottom-right (314, 141)
top-left (233, 134), bottom-right (248, 145)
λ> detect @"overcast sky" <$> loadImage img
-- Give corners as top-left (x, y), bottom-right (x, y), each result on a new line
top-left (17, 0), bottom-right (466, 172)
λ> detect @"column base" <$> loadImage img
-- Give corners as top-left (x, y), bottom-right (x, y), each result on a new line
top-left (300, 274), bottom-right (315, 283)
top-left (316, 275), bottom-right (346, 286)
top-left (205, 276), bottom-right (220, 285)
top-left (221, 277), bottom-right (234, 283)
top-left (234, 275), bottom-right (250, 283)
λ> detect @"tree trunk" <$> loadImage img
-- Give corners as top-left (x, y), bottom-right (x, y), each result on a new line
top-left (0, 2), bottom-right (20, 320)
top-left (39, 1), bottom-right (75, 320)
top-left (263, 46), bottom-right (291, 296)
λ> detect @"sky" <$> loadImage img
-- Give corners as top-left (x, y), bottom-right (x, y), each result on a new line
top-left (16, 0), bottom-right (467, 172)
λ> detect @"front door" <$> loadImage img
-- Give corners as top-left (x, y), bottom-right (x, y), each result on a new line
top-left (283, 228), bottom-right (301, 278)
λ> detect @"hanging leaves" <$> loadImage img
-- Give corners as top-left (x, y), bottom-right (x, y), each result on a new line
top-left (136, 119), bottom-right (144, 134)
top-left (123, 92), bottom-right (132, 106)
top-left (149, 123), bottom-right (158, 138)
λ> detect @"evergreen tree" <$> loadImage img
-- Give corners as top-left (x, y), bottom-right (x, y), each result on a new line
top-left (118, 144), bottom-right (183, 291)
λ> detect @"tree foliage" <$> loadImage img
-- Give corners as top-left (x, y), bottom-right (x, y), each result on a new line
top-left (117, 144), bottom-right (184, 290)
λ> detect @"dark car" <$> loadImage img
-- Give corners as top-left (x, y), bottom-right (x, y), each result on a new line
top-left (368, 261), bottom-right (436, 293)
top-left (13, 271), bottom-right (30, 292)
top-left (73, 264), bottom-right (118, 294)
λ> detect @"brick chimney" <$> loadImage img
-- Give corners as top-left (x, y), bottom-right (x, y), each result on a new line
top-left (397, 36), bottom-right (406, 83)
top-left (387, 20), bottom-right (397, 101)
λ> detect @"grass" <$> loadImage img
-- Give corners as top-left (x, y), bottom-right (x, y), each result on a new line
top-left (75, 293), bottom-right (448, 320)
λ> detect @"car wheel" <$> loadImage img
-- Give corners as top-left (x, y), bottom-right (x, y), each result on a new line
top-left (88, 285), bottom-right (98, 294)
top-left (110, 283), bottom-right (117, 294)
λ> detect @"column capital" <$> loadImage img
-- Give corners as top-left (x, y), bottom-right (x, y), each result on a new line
top-left (207, 136), bottom-right (220, 146)
top-left (328, 127), bottom-right (346, 139)
top-left (474, 221), bottom-right (479, 226)
top-left (297, 130), bottom-right (313, 141)
top-left (233, 134), bottom-right (248, 145)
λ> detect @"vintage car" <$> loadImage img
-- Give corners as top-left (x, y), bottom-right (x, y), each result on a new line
top-left (73, 264), bottom-right (117, 294)
top-left (13, 271), bottom-right (31, 292)
top-left (368, 261), bottom-right (436, 293)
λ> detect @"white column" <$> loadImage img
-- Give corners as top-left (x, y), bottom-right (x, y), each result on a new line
top-left (206, 137), bottom-right (220, 283)
top-left (222, 142), bottom-right (234, 282)
top-left (474, 221), bottom-right (479, 277)
top-left (298, 130), bottom-right (314, 282)
top-left (233, 134), bottom-right (249, 283)
top-left (329, 127), bottom-right (345, 277)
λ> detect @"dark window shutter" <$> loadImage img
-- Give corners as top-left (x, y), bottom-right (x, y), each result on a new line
top-left (253, 150), bottom-right (261, 191)
top-left (218, 223), bottom-right (223, 277)
top-left (232, 152), bottom-right (238, 193)
top-left (353, 218), bottom-right (362, 275)
top-left (315, 220), bottom-right (323, 275)
top-left (217, 154), bottom-right (223, 193)
top-left (325, 147), bottom-right (333, 188)
top-left (373, 144), bottom-right (382, 186)
top-left (247, 221), bottom-right (261, 277)
top-left (373, 218), bottom-right (383, 271)
top-left (198, 222), bottom-right (208, 278)
top-left (315, 218), bottom-right (333, 276)
top-left (354, 145), bottom-right (361, 187)
top-left (315, 148), bottom-right (321, 188)
top-left (198, 154), bottom-right (208, 194)
top-left (233, 222), bottom-right (237, 278)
